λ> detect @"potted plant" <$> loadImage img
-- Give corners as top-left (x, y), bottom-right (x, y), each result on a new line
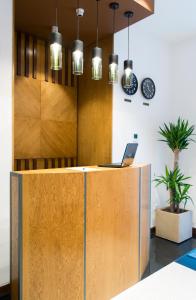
top-left (155, 118), bottom-right (195, 243)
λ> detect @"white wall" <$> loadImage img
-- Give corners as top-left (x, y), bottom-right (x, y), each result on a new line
top-left (171, 37), bottom-right (196, 227)
top-left (0, 0), bottom-right (13, 286)
top-left (113, 22), bottom-right (196, 228)
top-left (113, 25), bottom-right (174, 227)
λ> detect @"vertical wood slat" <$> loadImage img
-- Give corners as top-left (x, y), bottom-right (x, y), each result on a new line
top-left (37, 40), bottom-right (45, 81)
top-left (45, 41), bottom-right (49, 82)
top-left (51, 158), bottom-right (55, 168)
top-left (29, 35), bottom-right (33, 78)
top-left (33, 159), bottom-right (37, 170)
top-left (32, 37), bottom-right (37, 79)
top-left (68, 49), bottom-right (72, 87)
top-left (25, 159), bottom-right (30, 170)
top-left (16, 32), bottom-right (71, 87)
top-left (64, 48), bottom-right (68, 86)
top-left (48, 45), bottom-right (52, 83)
top-left (25, 34), bottom-right (30, 77)
top-left (16, 160), bottom-right (21, 171)
top-left (16, 32), bottom-right (22, 76)
top-left (21, 33), bottom-right (25, 76)
top-left (52, 70), bottom-right (55, 83)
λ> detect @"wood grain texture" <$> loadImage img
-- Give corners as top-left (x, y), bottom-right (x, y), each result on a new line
top-left (14, 40), bottom-right (77, 161)
top-left (86, 167), bottom-right (140, 300)
top-left (14, 76), bottom-right (41, 119)
top-left (41, 81), bottom-right (76, 122)
top-left (10, 175), bottom-right (20, 300)
top-left (21, 172), bottom-right (84, 300)
top-left (14, 117), bottom-right (41, 159)
top-left (41, 120), bottom-right (77, 158)
top-left (78, 36), bottom-right (113, 166)
top-left (140, 165), bottom-right (151, 278)
top-left (15, 31), bottom-right (73, 87)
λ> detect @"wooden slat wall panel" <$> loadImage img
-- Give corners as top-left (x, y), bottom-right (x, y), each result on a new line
top-left (14, 157), bottom-right (76, 171)
top-left (15, 31), bottom-right (74, 87)
top-left (14, 31), bottom-right (77, 169)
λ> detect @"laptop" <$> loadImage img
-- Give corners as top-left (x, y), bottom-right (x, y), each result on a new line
top-left (99, 143), bottom-right (138, 168)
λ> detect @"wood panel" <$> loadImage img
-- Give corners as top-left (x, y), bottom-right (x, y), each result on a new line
top-left (41, 82), bottom-right (76, 122)
top-left (14, 32), bottom-right (77, 162)
top-left (140, 165), bottom-right (151, 278)
top-left (14, 157), bottom-right (77, 171)
top-left (10, 175), bottom-right (20, 300)
top-left (15, 32), bottom-right (73, 87)
top-left (14, 117), bottom-right (41, 159)
top-left (86, 167), bottom-right (140, 300)
top-left (41, 120), bottom-right (77, 158)
top-left (21, 172), bottom-right (84, 300)
top-left (78, 36), bottom-right (113, 166)
top-left (14, 76), bottom-right (41, 118)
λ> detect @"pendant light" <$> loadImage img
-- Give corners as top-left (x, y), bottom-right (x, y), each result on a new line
top-left (50, 7), bottom-right (62, 70)
top-left (108, 2), bottom-right (119, 84)
top-left (123, 11), bottom-right (134, 88)
top-left (72, 1), bottom-right (84, 75)
top-left (92, 0), bottom-right (102, 80)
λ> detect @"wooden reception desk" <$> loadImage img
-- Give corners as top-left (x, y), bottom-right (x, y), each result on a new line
top-left (11, 164), bottom-right (150, 300)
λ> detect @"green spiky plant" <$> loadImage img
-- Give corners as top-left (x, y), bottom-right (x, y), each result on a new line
top-left (155, 167), bottom-right (193, 213)
top-left (155, 118), bottom-right (195, 213)
top-left (159, 118), bottom-right (195, 169)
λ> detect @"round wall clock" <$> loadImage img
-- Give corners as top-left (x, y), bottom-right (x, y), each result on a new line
top-left (141, 78), bottom-right (156, 100)
top-left (121, 73), bottom-right (138, 96)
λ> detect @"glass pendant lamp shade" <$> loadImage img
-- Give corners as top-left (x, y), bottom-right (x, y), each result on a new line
top-left (123, 11), bottom-right (134, 88)
top-left (72, 39), bottom-right (84, 75)
top-left (72, 6), bottom-right (84, 76)
top-left (109, 54), bottom-right (118, 84)
top-left (50, 26), bottom-right (62, 70)
top-left (92, 46), bottom-right (102, 80)
top-left (108, 2), bottom-right (119, 84)
top-left (92, 0), bottom-right (102, 80)
top-left (123, 59), bottom-right (133, 88)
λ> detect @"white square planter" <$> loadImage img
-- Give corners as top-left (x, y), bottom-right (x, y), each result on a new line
top-left (156, 208), bottom-right (192, 243)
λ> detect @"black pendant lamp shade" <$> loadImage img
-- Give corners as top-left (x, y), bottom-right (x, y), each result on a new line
top-left (123, 11), bottom-right (134, 88)
top-left (72, 6), bottom-right (84, 75)
top-left (50, 8), bottom-right (63, 71)
top-left (108, 2), bottom-right (119, 84)
top-left (92, 0), bottom-right (102, 80)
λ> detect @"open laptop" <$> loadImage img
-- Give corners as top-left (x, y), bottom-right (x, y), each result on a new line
top-left (99, 143), bottom-right (138, 168)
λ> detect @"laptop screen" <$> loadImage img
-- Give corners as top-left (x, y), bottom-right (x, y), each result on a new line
top-left (121, 143), bottom-right (138, 167)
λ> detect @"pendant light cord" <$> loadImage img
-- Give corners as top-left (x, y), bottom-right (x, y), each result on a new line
top-left (56, 7), bottom-right (58, 26)
top-left (112, 7), bottom-right (116, 53)
top-left (128, 15), bottom-right (130, 61)
top-left (77, 0), bottom-right (80, 39)
top-left (96, 0), bottom-right (99, 47)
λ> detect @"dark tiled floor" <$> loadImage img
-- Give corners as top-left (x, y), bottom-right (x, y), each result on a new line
top-left (1, 237), bottom-right (196, 300)
top-left (143, 236), bottom-right (196, 278)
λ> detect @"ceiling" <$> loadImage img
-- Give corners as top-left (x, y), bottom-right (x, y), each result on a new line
top-left (15, 0), bottom-right (154, 47)
top-left (133, 0), bottom-right (196, 43)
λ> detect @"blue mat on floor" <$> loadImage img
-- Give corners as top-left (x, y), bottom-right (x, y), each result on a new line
top-left (176, 248), bottom-right (196, 271)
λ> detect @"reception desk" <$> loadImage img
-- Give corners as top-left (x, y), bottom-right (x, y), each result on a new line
top-left (10, 164), bottom-right (151, 300)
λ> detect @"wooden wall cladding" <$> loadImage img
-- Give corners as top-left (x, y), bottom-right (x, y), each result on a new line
top-left (14, 32), bottom-right (77, 168)
top-left (78, 36), bottom-right (113, 166)
top-left (86, 168), bottom-right (140, 300)
top-left (11, 171), bottom-right (84, 300)
top-left (15, 32), bottom-right (74, 86)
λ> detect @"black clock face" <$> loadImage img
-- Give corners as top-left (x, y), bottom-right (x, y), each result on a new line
top-left (141, 78), bottom-right (156, 100)
top-left (121, 73), bottom-right (138, 96)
